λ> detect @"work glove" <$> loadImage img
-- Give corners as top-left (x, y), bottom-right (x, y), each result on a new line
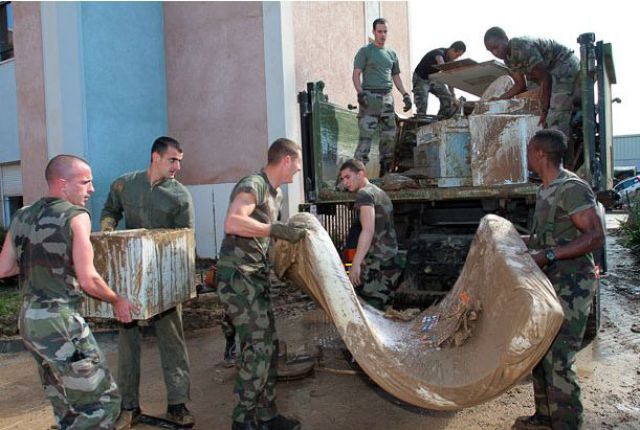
top-left (100, 217), bottom-right (117, 232)
top-left (270, 222), bottom-right (308, 243)
top-left (357, 92), bottom-right (368, 109)
top-left (402, 93), bottom-right (413, 112)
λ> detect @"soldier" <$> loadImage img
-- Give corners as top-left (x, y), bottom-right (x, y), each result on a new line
top-left (353, 17), bottom-right (412, 176)
top-left (520, 129), bottom-right (604, 429)
top-left (0, 155), bottom-right (136, 430)
top-left (484, 26), bottom-right (580, 165)
top-left (100, 137), bottom-right (195, 428)
top-left (412, 41), bottom-right (466, 118)
top-left (339, 159), bottom-right (400, 310)
top-left (216, 138), bottom-right (307, 430)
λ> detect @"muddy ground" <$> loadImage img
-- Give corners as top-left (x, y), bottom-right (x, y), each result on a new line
top-left (0, 215), bottom-right (638, 430)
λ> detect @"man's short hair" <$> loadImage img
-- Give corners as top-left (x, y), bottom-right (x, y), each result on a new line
top-left (339, 159), bottom-right (366, 174)
top-left (267, 138), bottom-right (301, 165)
top-left (531, 129), bottom-right (568, 165)
top-left (450, 41), bottom-right (466, 53)
top-left (151, 136), bottom-right (183, 157)
top-left (372, 18), bottom-right (388, 30)
top-left (484, 26), bottom-right (508, 45)
top-left (45, 154), bottom-right (89, 184)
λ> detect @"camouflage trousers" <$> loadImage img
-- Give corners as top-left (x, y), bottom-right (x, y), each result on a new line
top-left (545, 56), bottom-right (580, 144)
top-left (118, 305), bottom-right (191, 409)
top-left (216, 264), bottom-right (279, 424)
top-left (355, 89), bottom-right (396, 165)
top-left (358, 257), bottom-right (401, 310)
top-left (18, 299), bottom-right (120, 429)
top-left (412, 72), bottom-right (456, 118)
top-left (532, 267), bottom-right (596, 429)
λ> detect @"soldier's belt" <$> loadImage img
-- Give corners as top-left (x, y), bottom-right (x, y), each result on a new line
top-left (364, 88), bottom-right (392, 94)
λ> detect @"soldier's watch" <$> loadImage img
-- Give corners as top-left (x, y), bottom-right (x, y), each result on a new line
top-left (545, 248), bottom-right (557, 263)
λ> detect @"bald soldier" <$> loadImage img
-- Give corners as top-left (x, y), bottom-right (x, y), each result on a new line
top-left (0, 155), bottom-right (136, 429)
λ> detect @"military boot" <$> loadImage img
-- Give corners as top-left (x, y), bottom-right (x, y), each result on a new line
top-left (223, 333), bottom-right (237, 368)
top-left (257, 415), bottom-right (301, 430)
top-left (166, 403), bottom-right (195, 427)
top-left (113, 407), bottom-right (141, 430)
top-left (232, 420), bottom-right (258, 430)
top-left (512, 413), bottom-right (552, 429)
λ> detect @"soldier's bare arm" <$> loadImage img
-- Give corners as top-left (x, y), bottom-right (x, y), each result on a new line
top-left (558, 207), bottom-right (605, 259)
top-left (350, 205), bottom-right (375, 287)
top-left (0, 233), bottom-right (18, 278)
top-left (70, 213), bottom-right (136, 322)
top-left (353, 68), bottom-right (363, 94)
top-left (224, 191), bottom-right (270, 238)
top-left (392, 73), bottom-right (409, 97)
top-left (528, 63), bottom-right (552, 125)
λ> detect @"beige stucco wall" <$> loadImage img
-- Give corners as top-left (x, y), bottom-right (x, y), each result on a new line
top-left (293, 1), bottom-right (411, 110)
top-left (164, 2), bottom-right (268, 185)
top-left (12, 2), bottom-right (49, 204)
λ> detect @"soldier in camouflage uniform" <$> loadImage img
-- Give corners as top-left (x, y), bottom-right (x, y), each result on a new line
top-left (353, 18), bottom-right (412, 176)
top-left (517, 130), bottom-right (604, 430)
top-left (0, 155), bottom-right (136, 430)
top-left (484, 27), bottom-right (580, 165)
top-left (339, 159), bottom-right (400, 310)
top-left (100, 137), bottom-right (195, 428)
top-left (216, 138), bottom-right (307, 430)
top-left (412, 41), bottom-right (466, 118)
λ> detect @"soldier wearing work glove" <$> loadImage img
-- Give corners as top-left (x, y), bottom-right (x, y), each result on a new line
top-left (270, 221), bottom-right (307, 243)
top-left (216, 138), bottom-right (304, 430)
top-left (357, 92), bottom-right (369, 109)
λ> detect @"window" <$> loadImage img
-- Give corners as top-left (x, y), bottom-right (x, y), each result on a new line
top-left (0, 2), bottom-right (13, 62)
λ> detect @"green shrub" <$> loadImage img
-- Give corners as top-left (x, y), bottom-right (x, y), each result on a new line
top-left (619, 194), bottom-right (640, 248)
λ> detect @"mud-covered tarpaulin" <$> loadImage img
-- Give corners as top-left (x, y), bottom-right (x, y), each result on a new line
top-left (275, 213), bottom-right (564, 410)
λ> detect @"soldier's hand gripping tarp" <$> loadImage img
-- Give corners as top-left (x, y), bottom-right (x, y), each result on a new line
top-left (274, 213), bottom-right (563, 410)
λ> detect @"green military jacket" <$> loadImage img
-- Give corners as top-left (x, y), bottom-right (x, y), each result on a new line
top-left (354, 182), bottom-right (399, 262)
top-left (101, 170), bottom-right (194, 230)
top-left (10, 197), bottom-right (88, 306)
top-left (530, 169), bottom-right (597, 278)
top-left (218, 171), bottom-right (283, 270)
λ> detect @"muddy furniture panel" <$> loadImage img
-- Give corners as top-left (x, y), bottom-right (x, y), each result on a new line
top-left (81, 228), bottom-right (196, 320)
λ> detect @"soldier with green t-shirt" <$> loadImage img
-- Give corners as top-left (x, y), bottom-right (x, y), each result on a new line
top-left (0, 155), bottom-right (136, 430)
top-left (216, 138), bottom-right (307, 430)
top-left (517, 129), bottom-right (604, 430)
top-left (353, 17), bottom-right (412, 176)
top-left (339, 158), bottom-right (400, 310)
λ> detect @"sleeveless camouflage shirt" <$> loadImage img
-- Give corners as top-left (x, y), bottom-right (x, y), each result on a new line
top-left (218, 171), bottom-right (283, 269)
top-left (354, 182), bottom-right (398, 261)
top-left (10, 197), bottom-right (89, 306)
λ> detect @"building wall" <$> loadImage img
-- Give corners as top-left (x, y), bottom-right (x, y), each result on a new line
top-left (164, 2), bottom-right (269, 186)
top-left (12, 2), bottom-right (48, 204)
top-left (0, 59), bottom-right (19, 162)
top-left (292, 1), bottom-right (411, 109)
top-left (80, 2), bottom-right (169, 221)
top-left (614, 134), bottom-right (640, 168)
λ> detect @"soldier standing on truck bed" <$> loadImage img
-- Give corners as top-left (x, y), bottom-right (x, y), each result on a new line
top-left (0, 155), bottom-right (136, 430)
top-left (484, 26), bottom-right (580, 166)
top-left (101, 136), bottom-right (196, 428)
top-left (216, 138), bottom-right (307, 430)
top-left (412, 41), bottom-right (466, 119)
top-left (520, 129), bottom-right (604, 430)
top-left (353, 17), bottom-right (412, 176)
top-left (339, 158), bottom-right (401, 310)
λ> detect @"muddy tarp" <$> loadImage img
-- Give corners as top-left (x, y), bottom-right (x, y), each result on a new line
top-left (275, 213), bottom-right (563, 410)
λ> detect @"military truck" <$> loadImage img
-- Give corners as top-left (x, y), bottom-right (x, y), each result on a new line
top-left (297, 33), bottom-right (616, 342)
